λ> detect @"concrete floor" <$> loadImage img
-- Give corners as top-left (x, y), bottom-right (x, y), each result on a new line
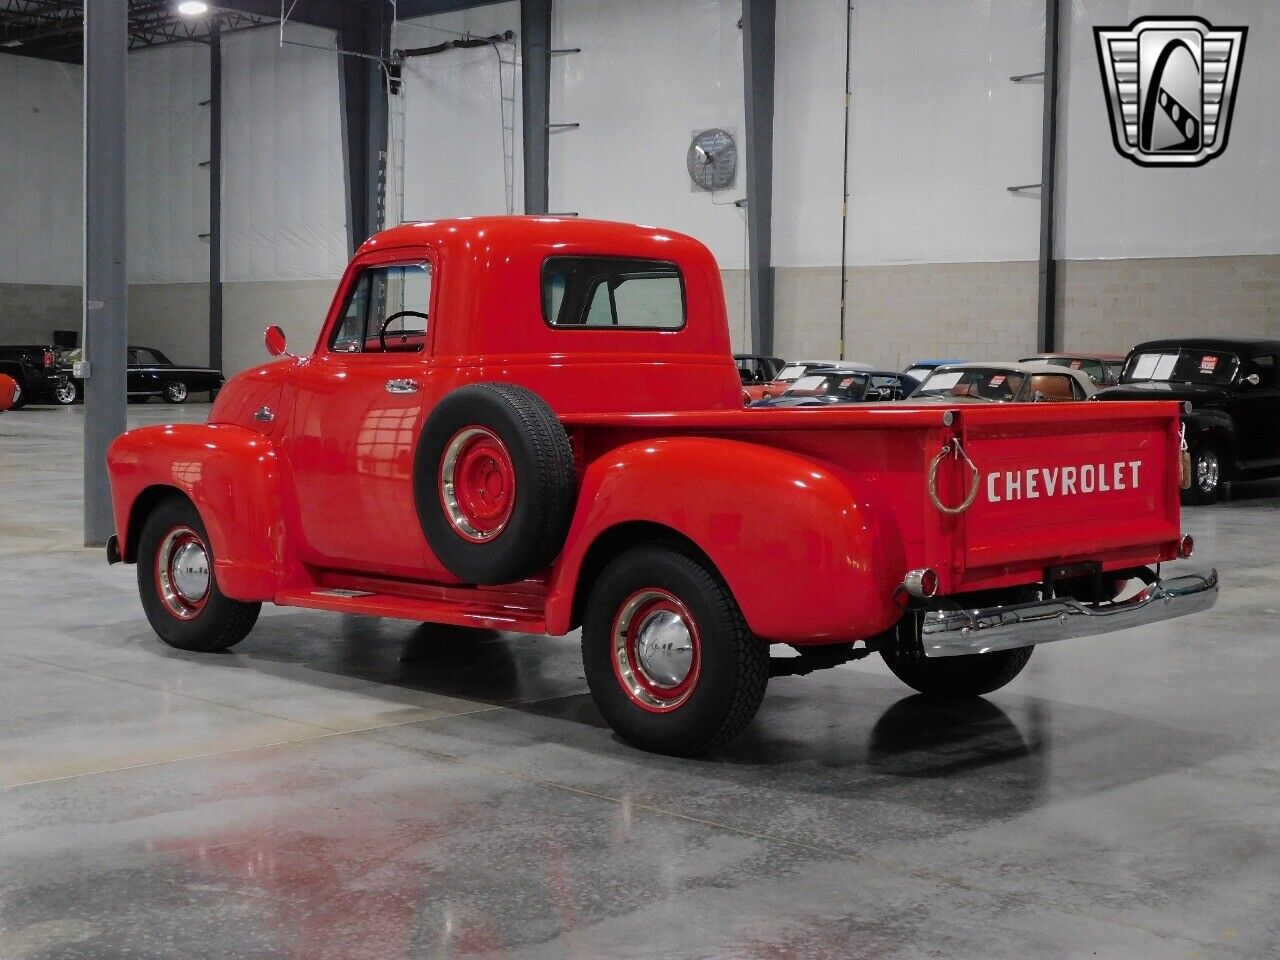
top-left (1, 402), bottom-right (1278, 960)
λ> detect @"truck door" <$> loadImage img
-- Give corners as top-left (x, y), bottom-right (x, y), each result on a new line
top-left (286, 254), bottom-right (447, 580)
top-left (1237, 354), bottom-right (1280, 466)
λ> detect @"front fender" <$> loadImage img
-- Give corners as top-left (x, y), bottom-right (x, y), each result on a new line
top-left (107, 423), bottom-right (286, 601)
top-left (546, 437), bottom-right (904, 643)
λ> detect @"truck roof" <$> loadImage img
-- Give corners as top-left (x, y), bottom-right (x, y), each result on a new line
top-left (352, 216), bottom-right (731, 362)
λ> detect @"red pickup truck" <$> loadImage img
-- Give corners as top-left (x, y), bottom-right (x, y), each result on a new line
top-left (106, 217), bottom-right (1217, 756)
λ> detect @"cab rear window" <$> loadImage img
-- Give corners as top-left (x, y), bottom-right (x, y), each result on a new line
top-left (542, 256), bottom-right (686, 330)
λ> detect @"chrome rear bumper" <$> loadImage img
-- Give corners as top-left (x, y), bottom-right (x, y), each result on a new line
top-left (921, 568), bottom-right (1219, 658)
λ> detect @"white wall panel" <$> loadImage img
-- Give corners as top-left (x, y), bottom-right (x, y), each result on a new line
top-left (222, 23), bottom-right (348, 282)
top-left (1060, 0), bottom-right (1280, 259)
top-left (0, 55), bottom-right (82, 285)
top-left (127, 43), bottom-right (209, 284)
top-left (549, 0), bottom-right (748, 268)
top-left (394, 3), bottom-right (523, 222)
top-left (839, 0), bottom-right (1045, 265)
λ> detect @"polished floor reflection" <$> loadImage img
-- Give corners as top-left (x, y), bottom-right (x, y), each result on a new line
top-left (1, 404), bottom-right (1278, 959)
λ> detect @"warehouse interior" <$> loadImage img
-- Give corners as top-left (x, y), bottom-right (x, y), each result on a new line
top-left (1, 1), bottom-right (1278, 957)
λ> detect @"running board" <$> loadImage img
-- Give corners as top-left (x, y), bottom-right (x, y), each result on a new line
top-left (274, 587), bottom-right (548, 634)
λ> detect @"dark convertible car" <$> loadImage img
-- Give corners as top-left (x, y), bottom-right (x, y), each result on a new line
top-left (54, 346), bottom-right (223, 405)
top-left (1096, 337), bottom-right (1280, 504)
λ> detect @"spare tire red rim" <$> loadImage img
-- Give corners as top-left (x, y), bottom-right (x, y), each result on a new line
top-left (155, 525), bottom-right (210, 620)
top-left (440, 426), bottom-right (517, 542)
top-left (611, 589), bottom-right (701, 712)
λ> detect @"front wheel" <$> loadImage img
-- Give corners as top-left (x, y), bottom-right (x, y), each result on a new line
top-left (581, 545), bottom-right (769, 756)
top-left (136, 496), bottom-right (260, 652)
top-left (881, 610), bottom-right (1033, 699)
top-left (164, 381), bottom-right (189, 404)
top-left (1181, 443), bottom-right (1223, 505)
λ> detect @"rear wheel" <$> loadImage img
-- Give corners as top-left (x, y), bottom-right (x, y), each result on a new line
top-left (1181, 443), bottom-right (1223, 505)
top-left (581, 545), bottom-right (769, 756)
top-left (881, 609), bottom-right (1033, 699)
top-left (53, 379), bottom-right (78, 405)
top-left (137, 496), bottom-right (260, 652)
top-left (164, 381), bottom-right (189, 404)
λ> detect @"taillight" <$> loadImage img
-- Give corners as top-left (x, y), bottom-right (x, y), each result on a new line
top-left (43, 350), bottom-right (54, 369)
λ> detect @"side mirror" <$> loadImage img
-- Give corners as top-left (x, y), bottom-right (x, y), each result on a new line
top-left (265, 325), bottom-right (291, 358)
top-left (1244, 373), bottom-right (1262, 386)
top-left (0, 373), bottom-right (16, 412)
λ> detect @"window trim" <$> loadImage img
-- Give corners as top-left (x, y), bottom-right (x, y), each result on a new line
top-left (327, 259), bottom-right (434, 356)
top-left (540, 254), bottom-right (688, 332)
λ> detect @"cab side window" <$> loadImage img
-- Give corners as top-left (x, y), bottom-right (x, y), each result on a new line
top-left (543, 256), bottom-right (686, 330)
top-left (331, 263), bottom-right (432, 354)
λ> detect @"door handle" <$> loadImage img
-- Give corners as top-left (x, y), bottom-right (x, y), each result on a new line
top-left (385, 378), bottom-right (420, 395)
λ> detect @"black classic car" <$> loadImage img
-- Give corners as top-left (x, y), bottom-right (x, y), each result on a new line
top-left (1096, 337), bottom-right (1280, 504)
top-left (54, 346), bottom-right (224, 405)
top-left (0, 344), bottom-right (60, 408)
top-left (751, 369), bottom-right (919, 407)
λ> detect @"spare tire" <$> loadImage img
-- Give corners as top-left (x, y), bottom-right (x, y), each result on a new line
top-left (415, 383), bottom-right (576, 585)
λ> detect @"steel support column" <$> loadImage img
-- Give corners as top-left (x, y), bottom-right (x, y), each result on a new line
top-left (208, 18), bottom-right (222, 370)
top-left (1036, 0), bottom-right (1062, 352)
top-left (338, 7), bottom-right (390, 250)
top-left (742, 0), bottom-right (776, 355)
top-left (82, 0), bottom-right (128, 547)
top-left (520, 0), bottom-right (552, 214)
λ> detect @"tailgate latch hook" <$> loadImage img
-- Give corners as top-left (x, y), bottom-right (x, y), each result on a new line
top-left (928, 438), bottom-right (981, 515)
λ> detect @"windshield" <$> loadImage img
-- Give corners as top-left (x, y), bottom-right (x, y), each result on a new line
top-left (783, 373), bottom-right (867, 399)
top-left (903, 366), bottom-right (933, 382)
top-left (914, 368), bottom-right (1025, 401)
top-left (775, 364), bottom-right (815, 382)
top-left (1121, 349), bottom-right (1239, 385)
top-left (1025, 356), bottom-right (1105, 382)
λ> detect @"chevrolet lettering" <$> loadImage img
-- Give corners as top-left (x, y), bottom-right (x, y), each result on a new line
top-left (987, 461), bottom-right (1143, 503)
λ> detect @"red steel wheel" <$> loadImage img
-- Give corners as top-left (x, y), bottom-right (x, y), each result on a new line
top-left (438, 426), bottom-right (518, 542)
top-left (610, 588), bottom-right (702, 713)
top-left (153, 525), bottom-right (211, 620)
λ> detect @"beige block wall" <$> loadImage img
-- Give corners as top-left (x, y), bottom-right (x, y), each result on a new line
top-left (0, 283), bottom-right (81, 343)
top-left (1058, 255), bottom-right (1280, 354)
top-left (773, 262), bottom-right (1040, 369)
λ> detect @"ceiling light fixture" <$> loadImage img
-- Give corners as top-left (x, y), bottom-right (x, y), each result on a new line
top-left (177, 1), bottom-right (210, 15)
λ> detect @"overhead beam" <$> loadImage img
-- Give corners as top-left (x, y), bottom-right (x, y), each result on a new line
top-left (1036, 0), bottom-right (1062, 352)
top-left (520, 0), bottom-right (551, 214)
top-left (741, 0), bottom-right (777, 355)
top-left (82, 0), bottom-right (128, 546)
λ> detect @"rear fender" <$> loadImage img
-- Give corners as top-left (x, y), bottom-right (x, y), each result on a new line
top-left (1184, 410), bottom-right (1237, 473)
top-left (546, 437), bottom-right (904, 643)
top-left (108, 424), bottom-right (287, 601)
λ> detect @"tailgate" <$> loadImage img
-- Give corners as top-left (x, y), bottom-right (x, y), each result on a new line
top-left (944, 402), bottom-right (1182, 585)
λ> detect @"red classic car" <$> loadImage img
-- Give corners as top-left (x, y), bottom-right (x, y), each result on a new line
top-left (105, 217), bottom-right (1216, 756)
top-left (1021, 352), bottom-right (1127, 386)
top-left (0, 372), bottom-right (17, 411)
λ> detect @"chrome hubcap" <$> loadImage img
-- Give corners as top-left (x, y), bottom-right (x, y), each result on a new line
top-left (1197, 452), bottom-right (1219, 493)
top-left (157, 527), bottom-right (210, 619)
top-left (167, 383), bottom-right (187, 401)
top-left (56, 382), bottom-right (75, 403)
top-left (611, 589), bottom-right (701, 711)
top-left (634, 610), bottom-right (694, 687)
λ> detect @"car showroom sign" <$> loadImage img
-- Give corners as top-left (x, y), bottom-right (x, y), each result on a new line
top-left (1095, 16), bottom-right (1247, 168)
